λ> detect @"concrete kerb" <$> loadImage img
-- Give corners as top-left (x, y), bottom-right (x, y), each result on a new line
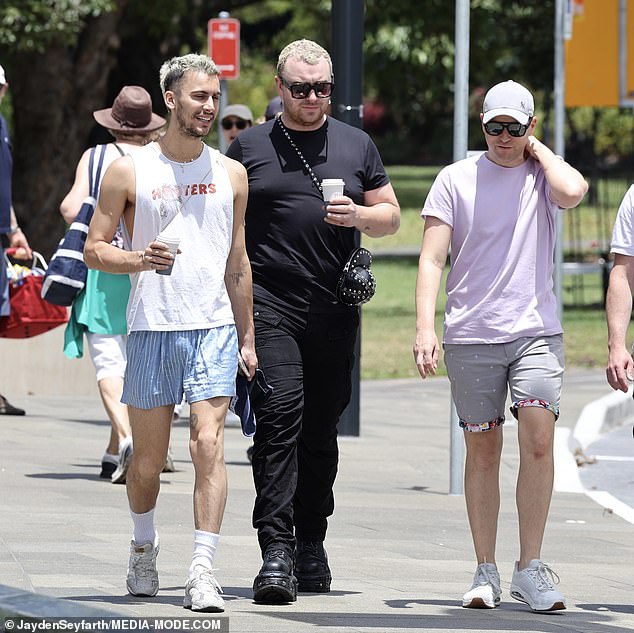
top-left (570, 388), bottom-right (633, 452)
top-left (559, 387), bottom-right (634, 524)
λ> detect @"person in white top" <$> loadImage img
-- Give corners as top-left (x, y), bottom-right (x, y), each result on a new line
top-left (606, 187), bottom-right (634, 390)
top-left (413, 80), bottom-right (587, 613)
top-left (85, 53), bottom-right (256, 613)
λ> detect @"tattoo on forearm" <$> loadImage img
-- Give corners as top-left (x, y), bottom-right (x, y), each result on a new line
top-left (190, 413), bottom-right (198, 430)
top-left (228, 271), bottom-right (246, 287)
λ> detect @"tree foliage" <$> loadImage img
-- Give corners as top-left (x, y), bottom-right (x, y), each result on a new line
top-left (364, 0), bottom-right (557, 162)
top-left (0, 0), bottom-right (114, 51)
top-left (569, 107), bottom-right (634, 167)
top-left (0, 0), bottom-right (630, 255)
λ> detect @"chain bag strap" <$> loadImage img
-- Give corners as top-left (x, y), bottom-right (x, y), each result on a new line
top-left (276, 115), bottom-right (324, 195)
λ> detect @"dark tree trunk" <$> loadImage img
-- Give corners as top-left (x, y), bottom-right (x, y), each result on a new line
top-left (6, 0), bottom-right (259, 258)
top-left (9, 7), bottom-right (126, 259)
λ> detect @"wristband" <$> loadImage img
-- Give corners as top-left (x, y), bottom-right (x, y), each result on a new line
top-left (8, 225), bottom-right (21, 234)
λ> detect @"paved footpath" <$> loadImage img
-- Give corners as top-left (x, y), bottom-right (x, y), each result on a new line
top-left (1, 369), bottom-right (633, 632)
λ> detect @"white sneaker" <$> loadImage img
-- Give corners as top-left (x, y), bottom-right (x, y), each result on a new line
top-left (162, 448), bottom-right (176, 473)
top-left (183, 564), bottom-right (225, 612)
top-left (112, 438), bottom-right (133, 484)
top-left (462, 562), bottom-right (501, 608)
top-left (510, 559), bottom-right (566, 611)
top-left (126, 537), bottom-right (160, 596)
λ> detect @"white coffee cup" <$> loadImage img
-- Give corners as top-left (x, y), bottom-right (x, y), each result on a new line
top-left (155, 232), bottom-right (180, 276)
top-left (321, 178), bottom-right (345, 202)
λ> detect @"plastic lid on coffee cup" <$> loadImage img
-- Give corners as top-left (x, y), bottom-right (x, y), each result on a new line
top-left (157, 232), bottom-right (180, 245)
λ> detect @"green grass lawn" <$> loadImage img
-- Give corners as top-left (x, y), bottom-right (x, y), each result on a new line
top-left (361, 260), bottom-right (610, 379)
top-left (370, 165), bottom-right (435, 251)
top-left (361, 260), bottom-right (420, 379)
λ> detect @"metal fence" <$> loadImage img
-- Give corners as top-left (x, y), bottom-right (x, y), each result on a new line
top-left (563, 169), bottom-right (631, 307)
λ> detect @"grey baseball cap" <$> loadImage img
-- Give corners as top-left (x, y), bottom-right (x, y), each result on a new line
top-left (221, 104), bottom-right (253, 123)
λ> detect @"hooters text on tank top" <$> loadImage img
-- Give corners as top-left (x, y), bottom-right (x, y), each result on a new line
top-left (121, 143), bottom-right (235, 333)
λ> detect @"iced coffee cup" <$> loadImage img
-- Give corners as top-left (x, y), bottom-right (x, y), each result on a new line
top-left (321, 178), bottom-right (345, 202)
top-left (155, 232), bottom-right (179, 276)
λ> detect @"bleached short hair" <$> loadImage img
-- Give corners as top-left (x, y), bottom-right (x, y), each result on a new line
top-left (159, 54), bottom-right (219, 93)
top-left (277, 39), bottom-right (333, 79)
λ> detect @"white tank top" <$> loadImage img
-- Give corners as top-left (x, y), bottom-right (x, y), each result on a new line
top-left (99, 143), bottom-right (135, 248)
top-left (123, 143), bottom-right (235, 333)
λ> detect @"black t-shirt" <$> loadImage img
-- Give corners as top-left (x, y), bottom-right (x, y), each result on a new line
top-left (226, 116), bottom-right (389, 323)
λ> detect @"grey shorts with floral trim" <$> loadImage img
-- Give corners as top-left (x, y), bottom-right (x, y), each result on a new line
top-left (443, 335), bottom-right (564, 432)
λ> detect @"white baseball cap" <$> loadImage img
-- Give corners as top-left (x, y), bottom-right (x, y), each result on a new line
top-left (482, 80), bottom-right (534, 125)
top-left (0, 65), bottom-right (6, 86)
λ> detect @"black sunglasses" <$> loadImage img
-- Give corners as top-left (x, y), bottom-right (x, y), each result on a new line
top-left (483, 119), bottom-right (532, 138)
top-left (279, 76), bottom-right (334, 99)
top-left (221, 119), bottom-right (248, 130)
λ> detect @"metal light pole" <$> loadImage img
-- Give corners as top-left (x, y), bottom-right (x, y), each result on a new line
top-left (448, 0), bottom-right (470, 496)
top-left (332, 0), bottom-right (364, 436)
top-left (217, 11), bottom-right (230, 154)
top-left (554, 0), bottom-right (565, 320)
top-left (331, 0), bottom-right (364, 128)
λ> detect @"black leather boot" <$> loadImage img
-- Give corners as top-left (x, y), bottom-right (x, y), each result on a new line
top-left (0, 395), bottom-right (25, 416)
top-left (295, 541), bottom-right (331, 593)
top-left (253, 545), bottom-right (297, 603)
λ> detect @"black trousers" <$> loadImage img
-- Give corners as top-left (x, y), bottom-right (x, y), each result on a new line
top-left (251, 303), bottom-right (359, 554)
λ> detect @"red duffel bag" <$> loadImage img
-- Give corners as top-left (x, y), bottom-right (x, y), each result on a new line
top-left (0, 250), bottom-right (68, 339)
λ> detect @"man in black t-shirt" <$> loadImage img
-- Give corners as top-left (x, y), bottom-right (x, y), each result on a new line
top-left (227, 38), bottom-right (400, 604)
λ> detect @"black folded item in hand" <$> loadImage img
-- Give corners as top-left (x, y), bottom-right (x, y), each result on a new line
top-left (230, 368), bottom-right (273, 437)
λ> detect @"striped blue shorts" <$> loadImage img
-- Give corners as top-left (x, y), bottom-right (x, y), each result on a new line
top-left (121, 325), bottom-right (238, 409)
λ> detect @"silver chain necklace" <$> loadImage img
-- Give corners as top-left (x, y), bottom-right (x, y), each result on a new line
top-left (159, 139), bottom-right (205, 164)
top-left (276, 115), bottom-right (323, 194)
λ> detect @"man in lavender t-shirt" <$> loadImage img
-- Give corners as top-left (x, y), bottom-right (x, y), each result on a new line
top-left (413, 80), bottom-right (587, 612)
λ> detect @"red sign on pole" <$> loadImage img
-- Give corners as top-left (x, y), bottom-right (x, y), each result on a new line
top-left (208, 18), bottom-right (240, 80)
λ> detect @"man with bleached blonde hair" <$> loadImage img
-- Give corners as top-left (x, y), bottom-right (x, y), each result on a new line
top-left (85, 53), bottom-right (256, 612)
top-left (227, 38), bottom-right (400, 603)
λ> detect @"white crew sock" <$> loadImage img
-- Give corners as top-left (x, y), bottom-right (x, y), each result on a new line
top-left (188, 530), bottom-right (219, 578)
top-left (130, 508), bottom-right (157, 546)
